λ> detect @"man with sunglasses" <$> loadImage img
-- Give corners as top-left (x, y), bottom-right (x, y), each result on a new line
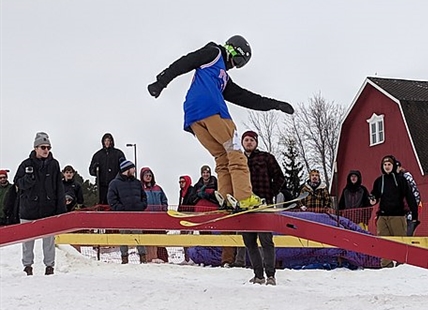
top-left (13, 132), bottom-right (66, 276)
top-left (148, 35), bottom-right (294, 210)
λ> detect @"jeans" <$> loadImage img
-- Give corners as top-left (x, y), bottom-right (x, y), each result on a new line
top-left (242, 232), bottom-right (275, 278)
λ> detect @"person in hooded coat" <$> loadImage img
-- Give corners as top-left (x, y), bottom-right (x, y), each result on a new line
top-left (338, 170), bottom-right (371, 228)
top-left (89, 133), bottom-right (125, 204)
top-left (177, 175), bottom-right (196, 264)
top-left (140, 167), bottom-right (169, 263)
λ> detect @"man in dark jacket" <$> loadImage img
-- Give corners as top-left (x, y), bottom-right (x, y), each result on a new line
top-left (62, 165), bottom-right (84, 211)
top-left (192, 165), bottom-right (219, 211)
top-left (14, 132), bottom-right (66, 276)
top-left (89, 133), bottom-right (125, 204)
top-left (148, 35), bottom-right (294, 210)
top-left (0, 169), bottom-right (13, 225)
top-left (370, 155), bottom-right (418, 268)
top-left (240, 130), bottom-right (285, 285)
top-left (107, 159), bottom-right (147, 264)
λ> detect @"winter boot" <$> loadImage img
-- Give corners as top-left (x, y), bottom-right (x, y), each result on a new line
top-left (121, 256), bottom-right (129, 264)
top-left (139, 254), bottom-right (147, 264)
top-left (23, 266), bottom-right (33, 276)
top-left (266, 276), bottom-right (276, 286)
top-left (249, 276), bottom-right (266, 285)
top-left (45, 266), bottom-right (54, 275)
top-left (238, 194), bottom-right (264, 210)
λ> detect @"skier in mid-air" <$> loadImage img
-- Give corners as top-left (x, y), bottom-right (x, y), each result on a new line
top-left (148, 35), bottom-right (294, 210)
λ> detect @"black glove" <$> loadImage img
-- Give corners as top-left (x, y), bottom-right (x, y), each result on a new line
top-left (147, 81), bottom-right (164, 98)
top-left (274, 100), bottom-right (294, 114)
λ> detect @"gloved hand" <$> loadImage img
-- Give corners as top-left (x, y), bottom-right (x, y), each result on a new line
top-left (147, 81), bottom-right (164, 98)
top-left (197, 185), bottom-right (208, 199)
top-left (274, 100), bottom-right (294, 114)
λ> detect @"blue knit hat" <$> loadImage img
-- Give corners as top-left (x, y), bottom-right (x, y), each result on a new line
top-left (120, 159), bottom-right (135, 173)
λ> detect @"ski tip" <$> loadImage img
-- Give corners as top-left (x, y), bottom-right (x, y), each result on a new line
top-left (179, 220), bottom-right (198, 227)
top-left (167, 210), bottom-right (181, 216)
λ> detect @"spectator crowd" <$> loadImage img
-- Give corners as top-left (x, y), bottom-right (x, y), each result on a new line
top-left (0, 131), bottom-right (422, 279)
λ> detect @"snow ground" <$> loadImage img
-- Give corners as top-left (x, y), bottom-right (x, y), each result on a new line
top-left (1, 242), bottom-right (427, 310)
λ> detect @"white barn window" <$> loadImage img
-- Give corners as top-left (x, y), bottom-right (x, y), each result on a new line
top-left (366, 113), bottom-right (385, 146)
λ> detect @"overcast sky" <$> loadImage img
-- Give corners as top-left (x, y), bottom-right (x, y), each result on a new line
top-left (1, 1), bottom-right (427, 204)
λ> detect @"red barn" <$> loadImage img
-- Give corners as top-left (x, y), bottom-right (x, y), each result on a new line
top-left (333, 77), bottom-right (428, 235)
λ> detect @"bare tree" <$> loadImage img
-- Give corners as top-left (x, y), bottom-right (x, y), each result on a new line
top-left (290, 93), bottom-right (345, 188)
top-left (243, 111), bottom-right (282, 156)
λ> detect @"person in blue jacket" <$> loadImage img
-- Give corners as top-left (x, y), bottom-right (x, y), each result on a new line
top-left (148, 35), bottom-right (294, 210)
top-left (107, 159), bottom-right (147, 264)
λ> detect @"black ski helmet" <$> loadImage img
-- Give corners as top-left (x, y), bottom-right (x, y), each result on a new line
top-left (225, 35), bottom-right (251, 68)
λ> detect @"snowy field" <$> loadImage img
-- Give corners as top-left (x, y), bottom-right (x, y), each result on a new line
top-left (1, 242), bottom-right (428, 310)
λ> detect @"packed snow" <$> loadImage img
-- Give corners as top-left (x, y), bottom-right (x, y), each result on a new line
top-left (1, 241), bottom-right (427, 310)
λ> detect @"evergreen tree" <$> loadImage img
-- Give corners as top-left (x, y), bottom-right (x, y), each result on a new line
top-left (74, 171), bottom-right (98, 207)
top-left (281, 137), bottom-right (304, 197)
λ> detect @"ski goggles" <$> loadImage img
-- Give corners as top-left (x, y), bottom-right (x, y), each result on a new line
top-left (225, 44), bottom-right (247, 68)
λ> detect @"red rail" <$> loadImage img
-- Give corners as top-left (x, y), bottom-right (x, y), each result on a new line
top-left (1, 211), bottom-right (427, 269)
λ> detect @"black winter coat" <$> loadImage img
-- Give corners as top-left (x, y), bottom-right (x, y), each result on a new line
top-left (89, 134), bottom-right (125, 187)
top-left (178, 186), bottom-right (196, 212)
top-left (63, 178), bottom-right (84, 211)
top-left (192, 176), bottom-right (218, 205)
top-left (3, 184), bottom-right (20, 225)
top-left (107, 174), bottom-right (147, 211)
top-left (371, 172), bottom-right (418, 220)
top-left (338, 170), bottom-right (371, 210)
top-left (14, 151), bottom-right (66, 220)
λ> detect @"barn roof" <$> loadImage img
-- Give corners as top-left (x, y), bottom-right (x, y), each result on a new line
top-left (367, 77), bottom-right (428, 172)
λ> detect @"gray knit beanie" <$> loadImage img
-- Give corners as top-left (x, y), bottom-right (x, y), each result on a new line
top-left (34, 132), bottom-right (51, 148)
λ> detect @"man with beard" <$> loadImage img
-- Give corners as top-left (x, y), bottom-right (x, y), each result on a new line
top-left (240, 130), bottom-right (285, 285)
top-left (107, 159), bottom-right (148, 264)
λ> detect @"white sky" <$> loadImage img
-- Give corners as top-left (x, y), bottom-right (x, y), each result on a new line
top-left (1, 243), bottom-right (428, 309)
top-left (1, 1), bottom-right (427, 204)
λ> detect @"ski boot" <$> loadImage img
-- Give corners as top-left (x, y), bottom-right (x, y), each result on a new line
top-left (215, 191), bottom-right (234, 212)
top-left (227, 194), bottom-right (265, 213)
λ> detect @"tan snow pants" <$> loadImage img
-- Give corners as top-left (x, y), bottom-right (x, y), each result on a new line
top-left (191, 114), bottom-right (252, 201)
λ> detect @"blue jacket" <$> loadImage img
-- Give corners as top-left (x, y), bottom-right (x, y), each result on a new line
top-left (183, 48), bottom-right (231, 130)
top-left (154, 42), bottom-right (294, 133)
top-left (107, 174), bottom-right (147, 211)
